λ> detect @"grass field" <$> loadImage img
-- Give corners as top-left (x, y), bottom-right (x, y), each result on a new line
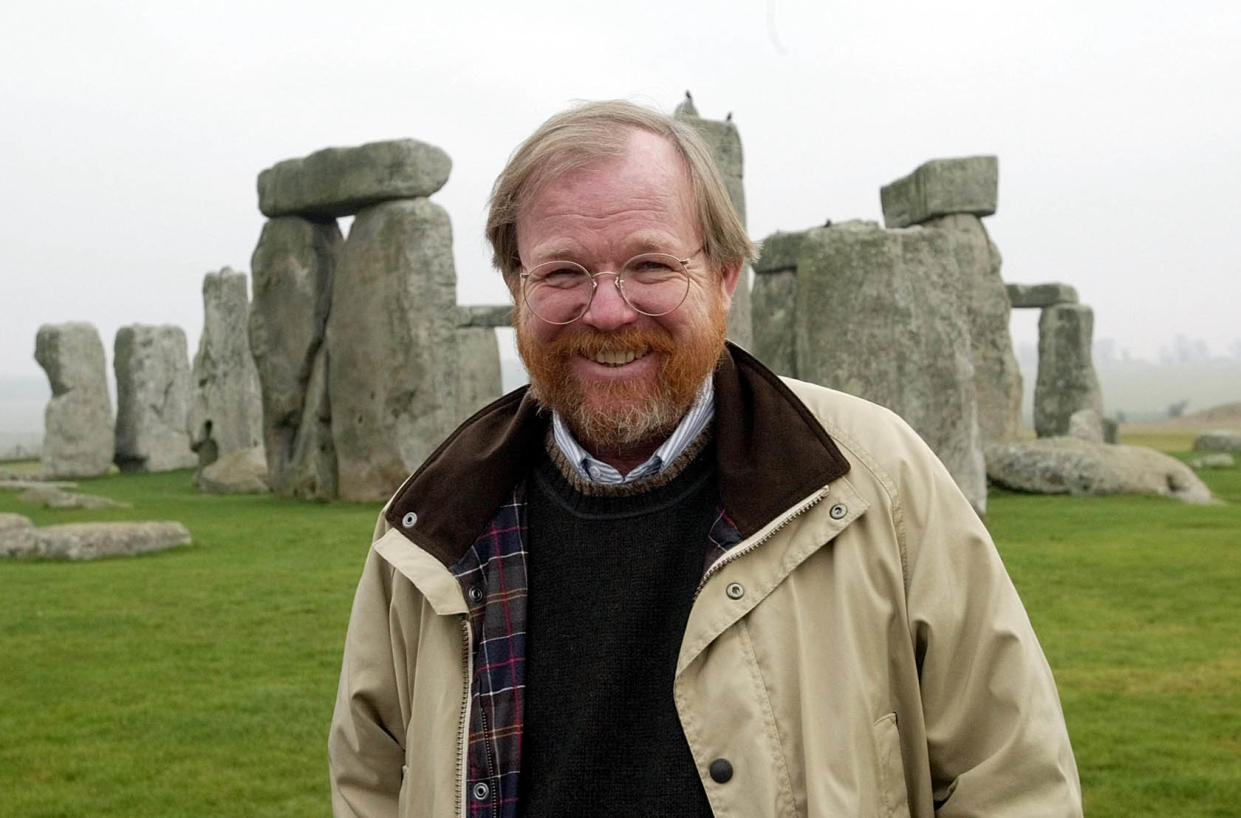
top-left (2, 447), bottom-right (1239, 816)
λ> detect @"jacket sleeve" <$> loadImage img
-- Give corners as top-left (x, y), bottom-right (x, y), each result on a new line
top-left (898, 436), bottom-right (1083, 816)
top-left (328, 520), bottom-right (409, 818)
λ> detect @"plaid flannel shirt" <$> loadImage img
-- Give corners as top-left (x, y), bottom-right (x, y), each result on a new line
top-left (449, 483), bottom-right (742, 818)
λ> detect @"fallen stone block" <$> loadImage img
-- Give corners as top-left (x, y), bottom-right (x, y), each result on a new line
top-left (1193, 430), bottom-right (1241, 452)
top-left (258, 139), bottom-right (452, 219)
top-left (195, 446), bottom-right (270, 494)
top-left (17, 485), bottom-right (130, 509)
top-left (0, 479), bottom-right (78, 491)
top-left (880, 156), bottom-right (998, 228)
top-left (9, 521), bottom-right (192, 561)
top-left (1188, 453), bottom-right (1236, 469)
top-left (986, 437), bottom-right (1214, 504)
top-left (1006, 282), bottom-right (1079, 308)
top-left (0, 513), bottom-right (35, 557)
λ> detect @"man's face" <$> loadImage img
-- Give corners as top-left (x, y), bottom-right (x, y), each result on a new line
top-left (513, 129), bottom-right (740, 454)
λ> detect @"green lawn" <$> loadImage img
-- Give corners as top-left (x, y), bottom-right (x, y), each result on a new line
top-left (2, 457), bottom-right (1239, 817)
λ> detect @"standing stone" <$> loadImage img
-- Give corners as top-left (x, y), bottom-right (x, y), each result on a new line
top-left (674, 99), bottom-right (753, 349)
top-left (34, 323), bottom-right (114, 477)
top-left (113, 325), bottom-right (196, 473)
top-left (1035, 304), bottom-right (1103, 438)
top-left (249, 218), bottom-right (341, 500)
top-left (189, 268), bottom-right (264, 472)
top-left (455, 327), bottom-right (503, 424)
top-left (751, 230), bottom-right (811, 377)
top-left (922, 213), bottom-right (1022, 443)
top-left (793, 221), bottom-right (987, 513)
top-left (328, 198), bottom-right (460, 501)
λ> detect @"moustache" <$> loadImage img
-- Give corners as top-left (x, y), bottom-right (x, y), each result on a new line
top-left (543, 328), bottom-right (677, 359)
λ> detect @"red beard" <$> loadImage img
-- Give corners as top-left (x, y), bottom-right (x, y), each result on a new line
top-left (516, 306), bottom-right (727, 453)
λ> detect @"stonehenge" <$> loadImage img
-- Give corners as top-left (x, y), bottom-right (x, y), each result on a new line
top-left (674, 94), bottom-right (753, 348)
top-left (251, 138), bottom-right (505, 501)
top-left (189, 268), bottom-right (264, 472)
top-left (113, 324), bottom-right (196, 473)
top-left (34, 323), bottom-right (114, 477)
top-left (1034, 304), bottom-right (1104, 438)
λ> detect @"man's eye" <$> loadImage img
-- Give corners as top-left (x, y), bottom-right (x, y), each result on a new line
top-left (535, 267), bottom-right (585, 286)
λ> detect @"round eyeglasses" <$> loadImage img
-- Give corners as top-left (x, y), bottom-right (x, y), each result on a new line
top-left (520, 251), bottom-right (695, 325)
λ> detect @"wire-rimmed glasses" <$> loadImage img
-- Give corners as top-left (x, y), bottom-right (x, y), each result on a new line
top-left (519, 251), bottom-right (695, 325)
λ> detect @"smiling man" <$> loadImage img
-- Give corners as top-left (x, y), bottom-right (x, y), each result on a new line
top-left (329, 101), bottom-right (1082, 817)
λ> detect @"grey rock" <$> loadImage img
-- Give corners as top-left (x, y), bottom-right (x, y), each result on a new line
top-left (923, 213), bottom-right (1022, 443)
top-left (114, 324), bottom-right (196, 473)
top-left (1188, 453), bottom-right (1236, 469)
top-left (21, 521), bottom-right (192, 560)
top-left (455, 328), bottom-right (503, 425)
top-left (0, 479), bottom-right (78, 491)
top-left (1102, 416), bottom-right (1119, 444)
top-left (1068, 408), bottom-right (1104, 444)
top-left (329, 198), bottom-right (462, 501)
top-left (1006, 282), bottom-right (1079, 308)
top-left (35, 322), bottom-right (114, 477)
top-left (793, 221), bottom-right (987, 513)
top-left (258, 139), bottom-right (452, 219)
top-left (986, 437), bottom-right (1215, 504)
top-left (881, 156), bottom-right (998, 228)
top-left (1193, 430), bottom-right (1241, 452)
top-left (456, 305), bottom-right (514, 328)
top-left (17, 485), bottom-right (129, 509)
top-left (189, 268), bottom-right (265, 472)
top-left (750, 268), bottom-right (798, 377)
top-left (0, 512), bottom-right (35, 557)
top-left (249, 218), bottom-right (342, 500)
top-left (674, 104), bottom-right (752, 349)
top-left (195, 445), bottom-right (270, 494)
top-left (753, 230), bottom-right (810, 274)
top-left (1034, 304), bottom-right (1103, 437)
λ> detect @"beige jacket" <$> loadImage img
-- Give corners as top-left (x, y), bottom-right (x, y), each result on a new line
top-left (330, 345), bottom-right (1082, 817)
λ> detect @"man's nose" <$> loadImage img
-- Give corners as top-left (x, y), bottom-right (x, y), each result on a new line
top-left (580, 273), bottom-right (638, 330)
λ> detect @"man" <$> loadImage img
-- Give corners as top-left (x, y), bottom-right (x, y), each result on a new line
top-left (329, 101), bottom-right (1082, 817)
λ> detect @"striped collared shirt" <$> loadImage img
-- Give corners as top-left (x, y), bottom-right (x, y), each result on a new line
top-left (550, 377), bottom-right (715, 484)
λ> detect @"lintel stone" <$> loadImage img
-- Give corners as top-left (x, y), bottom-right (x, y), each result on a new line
top-left (1006, 282), bottom-right (1079, 308)
top-left (880, 156), bottom-right (998, 228)
top-left (258, 139), bottom-right (452, 219)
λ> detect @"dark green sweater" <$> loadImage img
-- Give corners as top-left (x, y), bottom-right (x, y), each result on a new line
top-left (517, 435), bottom-right (718, 817)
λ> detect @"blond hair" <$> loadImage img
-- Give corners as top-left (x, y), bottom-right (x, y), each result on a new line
top-left (486, 100), bottom-right (755, 284)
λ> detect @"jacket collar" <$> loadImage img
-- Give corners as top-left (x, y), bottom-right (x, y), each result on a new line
top-left (385, 342), bottom-right (851, 567)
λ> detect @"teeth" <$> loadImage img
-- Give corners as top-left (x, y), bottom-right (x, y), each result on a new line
top-left (593, 349), bottom-right (644, 366)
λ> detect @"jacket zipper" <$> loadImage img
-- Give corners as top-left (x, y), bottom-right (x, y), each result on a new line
top-left (694, 486), bottom-right (831, 599)
top-left (456, 616), bottom-right (473, 818)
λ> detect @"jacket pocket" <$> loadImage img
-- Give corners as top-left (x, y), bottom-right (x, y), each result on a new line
top-left (871, 713), bottom-right (911, 818)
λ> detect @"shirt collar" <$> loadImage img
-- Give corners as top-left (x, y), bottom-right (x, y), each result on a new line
top-left (551, 377), bottom-right (715, 485)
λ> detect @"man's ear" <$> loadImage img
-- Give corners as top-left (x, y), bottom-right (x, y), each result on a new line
top-left (718, 259), bottom-right (743, 311)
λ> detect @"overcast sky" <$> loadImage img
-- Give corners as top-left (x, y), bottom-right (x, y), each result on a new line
top-left (2, 0), bottom-right (1239, 388)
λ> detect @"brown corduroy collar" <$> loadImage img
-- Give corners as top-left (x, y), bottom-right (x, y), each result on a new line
top-left (385, 342), bottom-right (851, 567)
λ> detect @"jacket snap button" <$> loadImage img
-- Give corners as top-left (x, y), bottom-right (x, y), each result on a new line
top-left (401, 511), bottom-right (418, 528)
top-left (468, 585), bottom-right (485, 604)
top-left (472, 782), bottom-right (490, 800)
top-left (709, 758), bottom-right (733, 783)
top-left (725, 582), bottom-right (744, 600)
top-left (829, 503), bottom-right (847, 520)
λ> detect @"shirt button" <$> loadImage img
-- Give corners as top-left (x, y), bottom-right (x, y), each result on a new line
top-left (468, 585), bottom-right (485, 604)
top-left (829, 503), bottom-right (847, 520)
top-left (725, 582), bottom-right (744, 600)
top-left (709, 758), bottom-right (733, 783)
top-left (401, 511), bottom-right (418, 528)
top-left (472, 782), bottom-right (490, 800)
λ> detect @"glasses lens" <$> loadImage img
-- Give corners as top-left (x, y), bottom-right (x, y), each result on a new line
top-left (524, 262), bottom-right (593, 324)
top-left (620, 253), bottom-right (690, 316)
